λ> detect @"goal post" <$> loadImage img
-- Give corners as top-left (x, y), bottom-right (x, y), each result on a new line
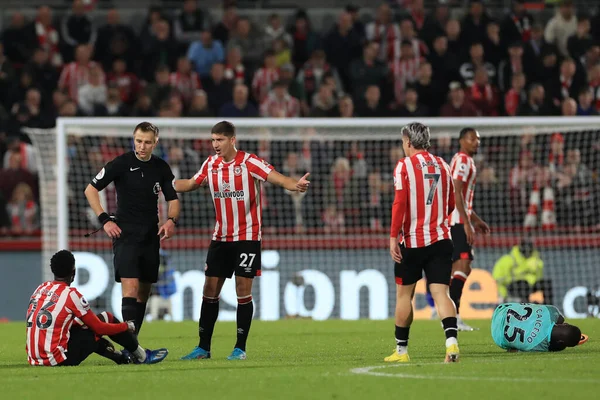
top-left (27, 116), bottom-right (600, 321)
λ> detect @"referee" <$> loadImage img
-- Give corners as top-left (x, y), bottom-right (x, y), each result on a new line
top-left (84, 122), bottom-right (180, 336)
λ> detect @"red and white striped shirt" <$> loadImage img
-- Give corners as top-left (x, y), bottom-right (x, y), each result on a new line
top-left (449, 152), bottom-right (477, 225)
top-left (252, 67), bottom-right (279, 102)
top-left (260, 92), bottom-right (301, 118)
top-left (389, 56), bottom-right (424, 103)
top-left (26, 282), bottom-right (90, 366)
top-left (58, 61), bottom-right (105, 101)
top-left (193, 151), bottom-right (274, 242)
top-left (390, 152), bottom-right (455, 248)
top-left (170, 71), bottom-right (201, 104)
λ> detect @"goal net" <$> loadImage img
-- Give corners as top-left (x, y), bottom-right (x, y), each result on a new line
top-left (27, 117), bottom-right (600, 322)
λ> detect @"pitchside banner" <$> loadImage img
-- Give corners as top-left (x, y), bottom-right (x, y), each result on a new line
top-left (0, 249), bottom-right (597, 321)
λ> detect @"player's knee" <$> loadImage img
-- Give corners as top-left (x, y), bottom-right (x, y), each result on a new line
top-left (203, 277), bottom-right (223, 298)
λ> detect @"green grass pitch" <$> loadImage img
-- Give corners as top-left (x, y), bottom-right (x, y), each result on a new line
top-left (1, 318), bottom-right (598, 400)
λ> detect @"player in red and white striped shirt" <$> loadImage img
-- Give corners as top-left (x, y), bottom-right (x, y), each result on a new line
top-left (386, 122), bottom-right (460, 364)
top-left (176, 121), bottom-right (310, 361)
top-left (448, 128), bottom-right (490, 331)
top-left (26, 250), bottom-right (168, 366)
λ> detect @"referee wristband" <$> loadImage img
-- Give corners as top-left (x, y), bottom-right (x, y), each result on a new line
top-left (98, 212), bottom-right (112, 226)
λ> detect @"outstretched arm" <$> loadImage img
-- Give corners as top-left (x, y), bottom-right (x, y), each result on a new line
top-left (266, 171), bottom-right (310, 192)
top-left (79, 312), bottom-right (130, 336)
top-left (174, 178), bottom-right (203, 193)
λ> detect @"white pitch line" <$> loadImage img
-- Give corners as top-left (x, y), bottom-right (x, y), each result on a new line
top-left (349, 363), bottom-right (598, 384)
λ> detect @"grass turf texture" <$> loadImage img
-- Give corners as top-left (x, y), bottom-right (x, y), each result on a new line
top-left (1, 319), bottom-right (598, 400)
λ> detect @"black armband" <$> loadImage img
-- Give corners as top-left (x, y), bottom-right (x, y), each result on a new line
top-left (168, 217), bottom-right (178, 226)
top-left (98, 212), bottom-right (112, 226)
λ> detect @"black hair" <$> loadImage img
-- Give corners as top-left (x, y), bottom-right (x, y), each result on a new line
top-left (50, 250), bottom-right (76, 279)
top-left (134, 121), bottom-right (159, 137)
top-left (549, 323), bottom-right (581, 351)
top-left (211, 121), bottom-right (236, 138)
top-left (459, 127), bottom-right (476, 140)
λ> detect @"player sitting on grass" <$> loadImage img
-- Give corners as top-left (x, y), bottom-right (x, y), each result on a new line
top-left (491, 302), bottom-right (588, 353)
top-left (26, 250), bottom-right (169, 366)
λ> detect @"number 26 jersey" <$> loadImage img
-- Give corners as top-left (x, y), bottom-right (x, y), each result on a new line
top-left (491, 303), bottom-right (562, 352)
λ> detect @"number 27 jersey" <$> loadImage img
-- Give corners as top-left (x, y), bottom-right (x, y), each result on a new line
top-left (491, 303), bottom-right (562, 352)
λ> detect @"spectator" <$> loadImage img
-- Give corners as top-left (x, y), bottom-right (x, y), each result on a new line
top-left (296, 50), bottom-right (342, 107)
top-left (106, 58), bottom-right (140, 105)
top-left (523, 24), bottom-right (545, 82)
top-left (252, 51), bottom-right (279, 103)
top-left (322, 204), bottom-right (345, 233)
top-left (390, 39), bottom-right (424, 106)
top-left (188, 30), bottom-right (225, 79)
top-left (365, 3), bottom-right (400, 63)
top-left (459, 42), bottom-right (496, 87)
top-left (219, 84), bottom-right (258, 117)
top-left (32, 6), bottom-right (63, 68)
top-left (173, 0), bottom-right (210, 44)
top-left (186, 90), bottom-right (213, 117)
top-left (101, 84), bottom-right (129, 117)
top-left (6, 182), bottom-right (38, 235)
top-left (555, 148), bottom-right (596, 227)
top-left (466, 67), bottom-right (500, 116)
top-left (579, 44), bottom-right (600, 78)
top-left (567, 15), bottom-right (592, 60)
top-left (4, 70), bottom-right (38, 117)
top-left (427, 35), bottom-right (460, 88)
top-left (504, 72), bottom-right (527, 116)
top-left (25, 48), bottom-right (58, 99)
top-left (264, 13), bottom-right (292, 49)
top-left (440, 81), bottom-right (478, 117)
top-left (547, 58), bottom-right (583, 108)
top-left (2, 136), bottom-right (37, 174)
top-left (61, 0), bottom-right (97, 62)
top-left (1, 12), bottom-right (37, 66)
top-left (227, 17), bottom-right (264, 71)
top-left (537, 46), bottom-right (560, 85)
top-left (131, 93), bottom-right (155, 117)
top-left (309, 83), bottom-right (337, 117)
top-left (337, 95), bottom-right (355, 118)
top-left (212, 4), bottom-right (238, 45)
top-left (202, 63), bottom-right (233, 113)
top-left (445, 19), bottom-right (464, 59)
top-left (0, 151), bottom-right (36, 207)
top-left (346, 4), bottom-right (365, 38)
top-left (460, 0), bottom-right (492, 48)
top-left (159, 93), bottom-right (184, 118)
top-left (223, 46), bottom-right (246, 85)
top-left (0, 43), bottom-right (17, 105)
top-left (349, 41), bottom-right (387, 100)
top-left (272, 38), bottom-right (292, 68)
top-left (544, 0), bottom-right (578, 58)
top-left (561, 97), bottom-right (578, 116)
top-left (58, 44), bottom-right (103, 102)
top-left (356, 85), bottom-right (388, 117)
top-left (280, 63), bottom-right (305, 107)
top-left (58, 101), bottom-right (79, 117)
top-left (484, 21), bottom-right (504, 69)
top-left (77, 64), bottom-right (107, 116)
top-left (576, 87), bottom-right (598, 116)
top-left (498, 41), bottom-right (525, 93)
top-left (170, 56), bottom-right (201, 107)
top-left (397, 85), bottom-right (428, 117)
top-left (260, 80), bottom-right (300, 118)
top-left (10, 87), bottom-right (50, 130)
top-left (145, 65), bottom-right (173, 109)
top-left (94, 9), bottom-right (138, 72)
top-left (142, 20), bottom-right (180, 82)
top-left (421, 2), bottom-right (450, 49)
top-left (51, 90), bottom-right (69, 117)
top-left (588, 64), bottom-right (600, 109)
top-left (414, 61), bottom-right (442, 116)
top-left (517, 83), bottom-right (552, 116)
top-left (500, 0), bottom-right (534, 48)
top-left (289, 10), bottom-right (320, 71)
top-left (492, 238), bottom-right (552, 304)
top-left (323, 11), bottom-right (362, 91)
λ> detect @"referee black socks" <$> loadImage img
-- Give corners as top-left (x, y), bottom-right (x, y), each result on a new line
top-left (122, 297), bottom-right (137, 329)
top-left (198, 296), bottom-right (220, 351)
top-left (135, 301), bottom-right (147, 334)
top-left (235, 296), bottom-right (253, 352)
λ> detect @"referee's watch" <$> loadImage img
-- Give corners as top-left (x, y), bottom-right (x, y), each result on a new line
top-left (168, 217), bottom-right (178, 226)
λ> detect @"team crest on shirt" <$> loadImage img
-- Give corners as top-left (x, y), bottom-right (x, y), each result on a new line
top-left (153, 182), bottom-right (161, 194)
top-left (234, 166), bottom-right (243, 176)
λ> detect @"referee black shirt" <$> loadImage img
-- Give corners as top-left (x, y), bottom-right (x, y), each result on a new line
top-left (90, 151), bottom-right (178, 225)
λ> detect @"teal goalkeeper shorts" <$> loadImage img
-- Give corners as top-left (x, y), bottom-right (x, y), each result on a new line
top-left (491, 303), bottom-right (562, 352)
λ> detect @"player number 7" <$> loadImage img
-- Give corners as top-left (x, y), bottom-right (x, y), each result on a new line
top-left (424, 173), bottom-right (440, 205)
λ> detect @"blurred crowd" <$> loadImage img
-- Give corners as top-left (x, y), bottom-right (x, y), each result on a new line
top-left (1, 0), bottom-right (600, 236)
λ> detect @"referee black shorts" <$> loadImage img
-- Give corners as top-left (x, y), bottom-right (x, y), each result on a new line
top-left (450, 224), bottom-right (474, 262)
top-left (394, 239), bottom-right (453, 286)
top-left (205, 240), bottom-right (262, 279)
top-left (112, 222), bottom-right (160, 283)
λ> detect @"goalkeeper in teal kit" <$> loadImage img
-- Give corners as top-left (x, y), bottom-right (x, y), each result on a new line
top-left (491, 303), bottom-right (588, 352)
